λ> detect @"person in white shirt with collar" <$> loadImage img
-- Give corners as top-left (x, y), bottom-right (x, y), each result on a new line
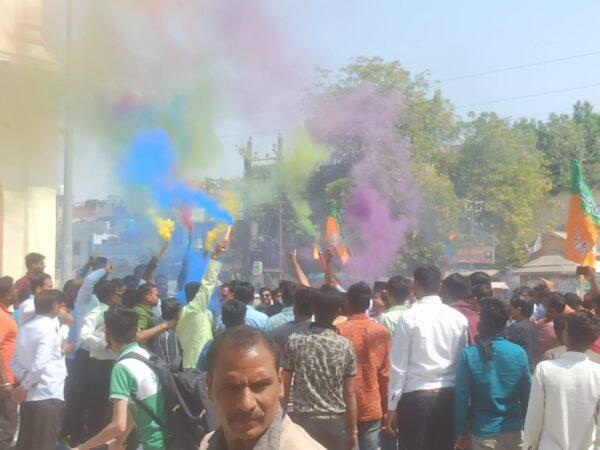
top-left (11, 289), bottom-right (67, 450)
top-left (384, 265), bottom-right (468, 450)
top-left (17, 272), bottom-right (53, 326)
top-left (79, 279), bottom-right (122, 441)
top-left (523, 311), bottom-right (600, 450)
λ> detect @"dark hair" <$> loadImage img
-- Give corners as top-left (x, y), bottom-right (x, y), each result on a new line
top-left (104, 305), bottom-right (139, 344)
top-left (510, 293), bottom-right (534, 318)
top-left (472, 283), bottom-right (493, 302)
top-left (311, 288), bottom-right (342, 325)
top-left (123, 275), bottom-right (137, 290)
top-left (121, 289), bottom-right (138, 308)
top-left (136, 283), bottom-right (157, 304)
top-left (469, 271), bottom-right (491, 288)
top-left (547, 292), bottom-right (566, 314)
top-left (387, 276), bottom-right (411, 302)
top-left (565, 311), bottom-right (600, 352)
top-left (95, 280), bottom-right (118, 305)
top-left (34, 289), bottom-right (63, 315)
top-left (272, 288), bottom-right (282, 298)
top-left (30, 273), bottom-right (51, 293)
top-left (564, 293), bottom-right (582, 310)
top-left (185, 282), bottom-right (200, 303)
top-left (442, 273), bottom-right (471, 303)
top-left (220, 282), bottom-right (231, 292)
top-left (477, 297), bottom-right (509, 361)
top-left (92, 257), bottom-right (108, 271)
top-left (162, 299), bottom-right (182, 321)
top-left (293, 287), bottom-right (312, 318)
top-left (0, 277), bottom-right (14, 299)
top-left (259, 287), bottom-right (272, 297)
top-left (553, 313), bottom-right (569, 340)
top-left (234, 282), bottom-right (255, 305)
top-left (413, 265), bottom-right (441, 295)
top-left (25, 253), bottom-right (45, 270)
top-left (206, 326), bottom-right (280, 374)
top-left (512, 286), bottom-right (534, 301)
top-left (347, 281), bottom-right (372, 312)
top-left (533, 282), bottom-right (551, 300)
top-left (222, 299), bottom-right (247, 328)
top-left (111, 278), bottom-right (125, 290)
top-left (278, 280), bottom-right (298, 307)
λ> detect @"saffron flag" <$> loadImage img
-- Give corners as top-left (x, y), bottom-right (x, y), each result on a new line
top-left (565, 160), bottom-right (600, 269)
top-left (325, 205), bottom-right (350, 264)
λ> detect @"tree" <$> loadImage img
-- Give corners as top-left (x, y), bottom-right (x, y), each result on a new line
top-left (454, 113), bottom-right (551, 265)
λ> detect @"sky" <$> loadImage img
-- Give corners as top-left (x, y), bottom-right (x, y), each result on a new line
top-left (72, 0), bottom-right (600, 200)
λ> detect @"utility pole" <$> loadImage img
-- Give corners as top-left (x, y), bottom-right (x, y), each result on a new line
top-left (61, 0), bottom-right (74, 283)
top-left (464, 200), bottom-right (484, 269)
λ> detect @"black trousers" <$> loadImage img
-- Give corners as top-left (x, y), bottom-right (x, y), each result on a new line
top-left (0, 396), bottom-right (18, 450)
top-left (16, 399), bottom-right (64, 450)
top-left (84, 358), bottom-right (114, 440)
top-left (63, 348), bottom-right (90, 446)
top-left (396, 388), bottom-right (454, 450)
top-left (292, 414), bottom-right (346, 450)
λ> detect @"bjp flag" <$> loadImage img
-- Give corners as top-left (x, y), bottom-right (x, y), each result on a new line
top-left (565, 160), bottom-right (600, 269)
top-left (325, 205), bottom-right (350, 264)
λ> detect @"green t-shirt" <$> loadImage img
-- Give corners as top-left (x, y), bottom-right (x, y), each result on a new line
top-left (110, 343), bottom-right (166, 450)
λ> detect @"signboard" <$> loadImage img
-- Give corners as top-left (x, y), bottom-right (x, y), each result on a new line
top-left (252, 261), bottom-right (263, 276)
top-left (451, 246), bottom-right (495, 264)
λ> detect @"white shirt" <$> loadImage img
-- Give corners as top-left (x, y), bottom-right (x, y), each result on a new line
top-left (523, 352), bottom-right (600, 450)
top-left (80, 303), bottom-right (116, 360)
top-left (388, 295), bottom-right (468, 410)
top-left (10, 315), bottom-right (67, 402)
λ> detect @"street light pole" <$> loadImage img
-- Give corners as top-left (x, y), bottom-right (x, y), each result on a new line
top-left (465, 200), bottom-right (483, 269)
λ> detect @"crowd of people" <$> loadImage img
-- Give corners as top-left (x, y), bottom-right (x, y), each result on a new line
top-left (0, 243), bottom-right (599, 450)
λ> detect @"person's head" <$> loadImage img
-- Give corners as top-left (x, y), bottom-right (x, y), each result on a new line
top-left (133, 264), bottom-right (146, 280)
top-left (0, 277), bottom-right (15, 306)
top-left (311, 288), bottom-right (342, 326)
top-left (91, 257), bottom-right (108, 271)
top-left (206, 326), bottom-right (282, 447)
top-left (564, 293), bottom-right (583, 311)
top-left (161, 298), bottom-right (182, 321)
top-left (185, 282), bottom-right (201, 304)
top-left (546, 292), bottom-right (566, 320)
top-left (272, 288), bottom-right (283, 303)
top-left (25, 252), bottom-right (45, 274)
top-left (441, 273), bottom-right (471, 304)
top-left (220, 283), bottom-right (232, 302)
top-left (34, 289), bottom-right (63, 318)
top-left (30, 273), bottom-right (53, 296)
top-left (563, 311), bottom-right (600, 352)
top-left (234, 282), bottom-right (255, 306)
top-left (278, 281), bottom-right (297, 307)
top-left (292, 287), bottom-right (312, 320)
top-left (121, 289), bottom-right (138, 308)
top-left (471, 283), bottom-right (493, 312)
top-left (222, 300), bottom-right (247, 328)
top-left (532, 282), bottom-right (550, 305)
top-left (123, 275), bottom-right (137, 291)
top-left (387, 275), bottom-right (412, 306)
top-left (136, 283), bottom-right (159, 307)
top-left (509, 293), bottom-right (534, 321)
top-left (346, 281), bottom-right (372, 314)
top-left (469, 271), bottom-right (491, 288)
top-left (552, 314), bottom-right (569, 345)
top-left (413, 265), bottom-right (441, 299)
top-left (112, 278), bottom-right (126, 298)
top-left (95, 280), bottom-right (121, 306)
top-left (104, 305), bottom-right (139, 351)
top-left (258, 288), bottom-right (272, 305)
top-left (478, 297), bottom-right (509, 338)
top-left (63, 279), bottom-right (83, 307)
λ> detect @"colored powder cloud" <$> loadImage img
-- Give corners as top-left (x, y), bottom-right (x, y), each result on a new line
top-left (119, 128), bottom-right (233, 224)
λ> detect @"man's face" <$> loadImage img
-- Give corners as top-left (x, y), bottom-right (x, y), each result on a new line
top-left (260, 290), bottom-right (272, 305)
top-left (274, 291), bottom-right (283, 303)
top-left (43, 277), bottom-right (53, 291)
top-left (220, 287), bottom-right (230, 303)
top-left (509, 304), bottom-right (519, 320)
top-left (32, 259), bottom-right (46, 274)
top-left (208, 342), bottom-right (283, 444)
top-left (146, 287), bottom-right (159, 307)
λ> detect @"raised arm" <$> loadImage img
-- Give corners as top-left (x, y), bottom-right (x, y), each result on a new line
top-left (187, 241), bottom-right (227, 313)
top-left (289, 250), bottom-right (310, 287)
top-left (176, 234), bottom-right (193, 293)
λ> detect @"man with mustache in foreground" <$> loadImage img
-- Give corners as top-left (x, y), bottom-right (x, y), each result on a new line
top-left (200, 326), bottom-right (323, 450)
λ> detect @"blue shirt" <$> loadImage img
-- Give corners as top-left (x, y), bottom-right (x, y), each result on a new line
top-left (265, 307), bottom-right (295, 333)
top-left (216, 305), bottom-right (269, 333)
top-left (454, 336), bottom-right (531, 437)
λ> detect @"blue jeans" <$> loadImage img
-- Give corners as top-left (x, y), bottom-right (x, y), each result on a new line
top-left (357, 419), bottom-right (380, 450)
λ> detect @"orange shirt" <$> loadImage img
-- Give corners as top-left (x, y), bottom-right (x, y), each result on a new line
top-left (337, 314), bottom-right (391, 422)
top-left (0, 303), bottom-right (17, 384)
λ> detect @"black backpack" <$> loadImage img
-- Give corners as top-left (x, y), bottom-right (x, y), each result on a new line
top-left (119, 352), bottom-right (209, 450)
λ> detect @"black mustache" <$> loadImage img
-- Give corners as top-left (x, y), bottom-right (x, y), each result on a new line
top-left (227, 410), bottom-right (265, 422)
